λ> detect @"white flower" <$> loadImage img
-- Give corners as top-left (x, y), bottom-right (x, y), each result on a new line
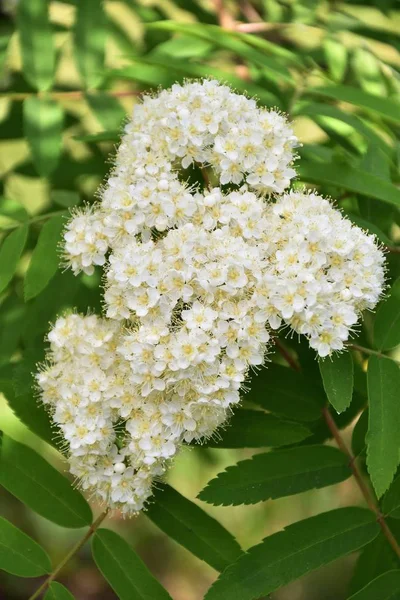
top-left (37, 81), bottom-right (385, 517)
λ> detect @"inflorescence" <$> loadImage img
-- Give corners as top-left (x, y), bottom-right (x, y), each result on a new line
top-left (36, 80), bottom-right (385, 515)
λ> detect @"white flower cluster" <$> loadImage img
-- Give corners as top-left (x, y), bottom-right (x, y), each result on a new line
top-left (37, 80), bottom-right (385, 515)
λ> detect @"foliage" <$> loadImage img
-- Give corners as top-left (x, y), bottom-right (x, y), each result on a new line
top-left (0, 0), bottom-right (399, 598)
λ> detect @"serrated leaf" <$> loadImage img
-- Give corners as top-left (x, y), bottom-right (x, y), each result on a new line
top-left (348, 570), bottom-right (400, 599)
top-left (24, 97), bottom-right (64, 177)
top-left (86, 93), bottom-right (126, 130)
top-left (308, 85), bottom-right (400, 125)
top-left (245, 363), bottom-right (323, 422)
top-left (17, 0), bottom-right (55, 91)
top-left (204, 507), bottom-right (379, 600)
top-left (383, 475), bottom-right (400, 519)
top-left (374, 283), bottom-right (400, 351)
top-left (24, 215), bottom-right (65, 301)
top-left (319, 353), bottom-right (354, 414)
top-left (203, 410), bottom-right (311, 448)
top-left (92, 529), bottom-right (173, 600)
top-left (298, 160), bottom-right (400, 208)
top-left (74, 0), bottom-right (107, 89)
top-left (198, 445), bottom-right (351, 506)
top-left (0, 434), bottom-right (92, 528)
top-left (146, 484), bottom-right (241, 572)
top-left (350, 523), bottom-right (400, 595)
top-left (44, 582), bottom-right (75, 600)
top-left (0, 516), bottom-right (51, 577)
top-left (367, 356), bottom-right (400, 498)
top-left (0, 224), bottom-right (28, 294)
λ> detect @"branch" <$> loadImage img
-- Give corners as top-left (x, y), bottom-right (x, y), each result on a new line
top-left (322, 406), bottom-right (400, 561)
top-left (274, 339), bottom-right (400, 562)
top-left (28, 510), bottom-right (109, 600)
top-left (347, 343), bottom-right (400, 367)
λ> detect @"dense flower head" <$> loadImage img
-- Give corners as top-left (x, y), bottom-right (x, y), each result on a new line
top-left (37, 80), bottom-right (385, 515)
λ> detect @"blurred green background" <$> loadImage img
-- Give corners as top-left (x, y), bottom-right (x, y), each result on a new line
top-left (0, 0), bottom-right (399, 598)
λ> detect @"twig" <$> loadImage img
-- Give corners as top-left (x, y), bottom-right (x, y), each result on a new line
top-left (235, 22), bottom-right (271, 33)
top-left (347, 343), bottom-right (400, 367)
top-left (213, 0), bottom-right (236, 29)
top-left (275, 339), bottom-right (400, 562)
top-left (28, 510), bottom-right (109, 600)
top-left (274, 338), bottom-right (301, 371)
top-left (239, 0), bottom-right (263, 23)
top-left (322, 406), bottom-right (400, 561)
top-left (0, 210), bottom-right (67, 231)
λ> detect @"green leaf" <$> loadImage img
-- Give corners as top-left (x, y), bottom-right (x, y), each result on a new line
top-left (348, 571), bottom-right (400, 599)
top-left (0, 294), bottom-right (26, 367)
top-left (351, 48), bottom-right (387, 98)
top-left (113, 56), bottom-right (279, 108)
top-left (202, 410), bottom-right (311, 448)
top-left (4, 354), bottom-right (62, 450)
top-left (367, 356), bottom-right (400, 498)
top-left (24, 215), bottom-right (65, 301)
top-left (147, 21), bottom-right (294, 84)
top-left (153, 35), bottom-right (214, 59)
top-left (44, 582), bottom-right (75, 600)
top-left (92, 529), bottom-right (173, 600)
top-left (294, 102), bottom-right (392, 158)
top-left (319, 353), bottom-right (354, 414)
top-left (245, 363), bottom-right (323, 422)
top-left (298, 160), bottom-right (400, 208)
top-left (17, 0), bottom-right (55, 91)
top-left (0, 433), bottom-right (92, 528)
top-left (24, 97), bottom-right (64, 177)
top-left (198, 445), bottom-right (351, 506)
top-left (350, 523), bottom-right (400, 595)
top-left (383, 475), bottom-right (400, 519)
top-left (204, 507), bottom-right (379, 600)
top-left (146, 484), bottom-right (241, 572)
top-left (0, 516), bottom-right (51, 577)
top-left (307, 85), bottom-right (400, 125)
top-left (374, 283), bottom-right (400, 350)
top-left (73, 130), bottom-right (120, 143)
top-left (74, 0), bottom-right (107, 89)
top-left (86, 93), bottom-right (126, 130)
top-left (0, 224), bottom-right (28, 294)
top-left (323, 36), bottom-right (348, 82)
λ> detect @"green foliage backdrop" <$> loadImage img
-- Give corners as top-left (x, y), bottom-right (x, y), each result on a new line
top-left (0, 0), bottom-right (399, 598)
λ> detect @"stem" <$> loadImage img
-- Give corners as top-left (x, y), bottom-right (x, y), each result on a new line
top-left (274, 339), bottom-right (301, 371)
top-left (274, 339), bottom-right (400, 561)
top-left (321, 406), bottom-right (400, 561)
top-left (0, 90), bottom-right (141, 102)
top-left (347, 343), bottom-right (400, 367)
top-left (213, 0), bottom-right (235, 29)
top-left (28, 510), bottom-right (109, 600)
top-left (198, 164), bottom-right (211, 190)
top-left (1, 210), bottom-right (67, 231)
